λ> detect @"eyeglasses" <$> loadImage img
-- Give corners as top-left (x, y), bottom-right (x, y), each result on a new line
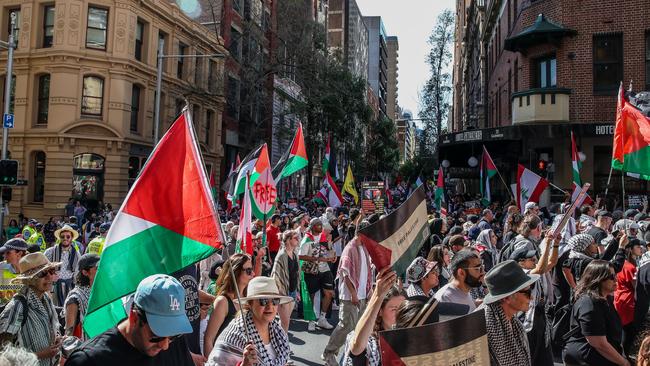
top-left (463, 264), bottom-right (485, 272)
top-left (61, 235), bottom-right (72, 240)
top-left (149, 334), bottom-right (183, 344)
top-left (518, 287), bottom-right (533, 297)
top-left (38, 268), bottom-right (57, 278)
top-left (243, 267), bottom-right (254, 276)
top-left (258, 298), bottom-right (280, 306)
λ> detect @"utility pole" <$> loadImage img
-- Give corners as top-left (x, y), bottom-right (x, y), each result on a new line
top-left (0, 13), bottom-right (16, 239)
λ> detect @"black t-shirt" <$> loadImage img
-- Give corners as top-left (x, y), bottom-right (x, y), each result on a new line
top-left (586, 226), bottom-right (608, 246)
top-left (567, 296), bottom-right (622, 354)
top-left (64, 326), bottom-right (194, 366)
top-left (635, 264), bottom-right (650, 324)
top-left (552, 250), bottom-right (572, 308)
top-left (288, 254), bottom-right (299, 293)
top-left (173, 265), bottom-right (201, 355)
top-left (563, 257), bottom-right (591, 283)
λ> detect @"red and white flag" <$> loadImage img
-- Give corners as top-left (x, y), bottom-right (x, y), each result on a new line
top-left (237, 174), bottom-right (253, 255)
top-left (517, 164), bottom-right (549, 213)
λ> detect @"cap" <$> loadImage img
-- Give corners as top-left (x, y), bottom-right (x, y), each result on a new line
top-left (635, 213), bottom-right (649, 221)
top-left (509, 247), bottom-right (537, 261)
top-left (309, 218), bottom-right (322, 229)
top-left (133, 274), bottom-right (192, 337)
top-left (624, 209), bottom-right (640, 219)
top-left (28, 219), bottom-right (37, 225)
top-left (0, 238), bottom-right (28, 254)
top-left (524, 202), bottom-right (538, 210)
top-left (35, 223), bottom-right (43, 230)
top-left (406, 257), bottom-right (438, 283)
top-left (626, 238), bottom-right (643, 249)
top-left (78, 253), bottom-right (100, 270)
top-left (596, 210), bottom-right (613, 218)
top-left (99, 223), bottom-right (111, 232)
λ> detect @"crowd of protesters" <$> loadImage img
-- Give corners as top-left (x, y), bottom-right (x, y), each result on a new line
top-left (0, 189), bottom-right (646, 366)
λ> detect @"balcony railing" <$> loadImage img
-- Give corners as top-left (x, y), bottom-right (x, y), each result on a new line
top-left (511, 88), bottom-right (571, 124)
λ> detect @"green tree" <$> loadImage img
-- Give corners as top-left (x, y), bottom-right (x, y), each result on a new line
top-left (368, 116), bottom-right (400, 178)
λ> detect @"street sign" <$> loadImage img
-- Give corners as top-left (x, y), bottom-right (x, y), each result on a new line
top-left (3, 114), bottom-right (14, 129)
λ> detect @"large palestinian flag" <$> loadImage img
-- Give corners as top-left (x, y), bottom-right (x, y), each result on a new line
top-left (612, 84), bottom-right (650, 179)
top-left (84, 109), bottom-right (224, 337)
top-left (480, 146), bottom-right (497, 207)
top-left (249, 145), bottom-right (277, 220)
top-left (357, 185), bottom-right (429, 276)
top-left (272, 122), bottom-right (308, 181)
top-left (379, 309), bottom-right (489, 366)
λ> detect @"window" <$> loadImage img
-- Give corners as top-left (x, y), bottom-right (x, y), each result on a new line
top-left (593, 33), bottom-right (623, 94)
top-left (177, 42), bottom-right (187, 78)
top-left (192, 105), bottom-right (200, 130)
top-left (86, 7), bottom-right (108, 50)
top-left (130, 85), bottom-right (141, 133)
top-left (81, 76), bottom-right (104, 116)
top-left (135, 20), bottom-right (144, 61)
top-left (43, 5), bottom-right (55, 48)
top-left (157, 31), bottom-right (167, 71)
top-left (646, 32), bottom-right (650, 90)
top-left (230, 28), bottom-right (241, 61)
top-left (1, 75), bottom-right (15, 115)
top-left (535, 55), bottom-right (556, 88)
top-left (32, 151), bottom-right (46, 203)
top-left (37, 75), bottom-right (50, 124)
top-left (195, 52), bottom-right (202, 85)
top-left (208, 61), bottom-right (216, 93)
top-left (226, 76), bottom-right (240, 119)
top-left (7, 9), bottom-right (20, 48)
top-left (204, 110), bottom-right (213, 145)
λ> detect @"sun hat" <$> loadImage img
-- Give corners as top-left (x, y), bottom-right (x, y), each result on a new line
top-left (240, 276), bottom-right (293, 304)
top-left (406, 257), bottom-right (438, 284)
top-left (12, 252), bottom-right (61, 282)
top-left (482, 260), bottom-right (539, 305)
top-left (133, 274), bottom-right (193, 337)
top-left (55, 224), bottom-right (80, 242)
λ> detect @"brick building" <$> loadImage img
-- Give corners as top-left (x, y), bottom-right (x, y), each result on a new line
top-left (445, 0), bottom-right (649, 203)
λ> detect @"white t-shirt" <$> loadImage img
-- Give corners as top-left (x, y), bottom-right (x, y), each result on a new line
top-left (357, 246), bottom-right (368, 300)
top-left (298, 236), bottom-right (331, 273)
top-left (264, 342), bottom-right (276, 361)
top-left (434, 283), bottom-right (476, 313)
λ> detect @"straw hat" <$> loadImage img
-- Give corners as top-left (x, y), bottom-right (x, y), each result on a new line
top-left (12, 252), bottom-right (61, 283)
top-left (240, 276), bottom-right (293, 304)
top-left (55, 224), bottom-right (79, 242)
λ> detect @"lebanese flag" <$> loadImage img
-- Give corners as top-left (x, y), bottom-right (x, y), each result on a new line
top-left (570, 132), bottom-right (593, 207)
top-left (612, 84), bottom-right (650, 180)
top-left (272, 122), bottom-right (308, 181)
top-left (237, 174), bottom-right (254, 255)
top-left (316, 172), bottom-right (343, 208)
top-left (517, 164), bottom-right (549, 213)
top-left (84, 109), bottom-right (224, 337)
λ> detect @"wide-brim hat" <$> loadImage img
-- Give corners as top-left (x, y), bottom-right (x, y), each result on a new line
top-left (240, 276), bottom-right (293, 304)
top-left (482, 260), bottom-right (539, 305)
top-left (55, 224), bottom-right (79, 242)
top-left (12, 252), bottom-right (61, 283)
top-left (406, 257), bottom-right (438, 283)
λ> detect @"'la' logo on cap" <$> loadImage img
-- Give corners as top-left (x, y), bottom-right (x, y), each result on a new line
top-left (169, 295), bottom-right (180, 311)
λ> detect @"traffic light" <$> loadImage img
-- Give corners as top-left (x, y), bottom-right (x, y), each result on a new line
top-left (0, 160), bottom-right (18, 185)
top-left (537, 159), bottom-right (547, 171)
top-left (1, 187), bottom-right (11, 202)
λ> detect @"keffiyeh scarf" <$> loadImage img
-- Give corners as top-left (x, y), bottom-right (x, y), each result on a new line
top-left (406, 283), bottom-right (434, 298)
top-left (63, 285), bottom-right (91, 340)
top-left (207, 311), bottom-right (290, 366)
top-left (567, 234), bottom-right (595, 260)
top-left (639, 251), bottom-right (650, 269)
top-left (342, 331), bottom-right (381, 366)
top-left (485, 303), bottom-right (531, 366)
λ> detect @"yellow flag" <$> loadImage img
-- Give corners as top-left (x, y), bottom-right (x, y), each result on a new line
top-left (343, 165), bottom-right (359, 204)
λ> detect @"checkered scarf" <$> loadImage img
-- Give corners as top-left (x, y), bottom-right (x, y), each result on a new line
top-left (639, 251), bottom-right (650, 269)
top-left (568, 234), bottom-right (595, 260)
top-left (212, 311), bottom-right (290, 366)
top-left (485, 303), bottom-right (531, 366)
top-left (342, 331), bottom-right (380, 366)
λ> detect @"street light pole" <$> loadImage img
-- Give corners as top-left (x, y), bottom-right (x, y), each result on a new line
top-left (0, 13), bottom-right (16, 239)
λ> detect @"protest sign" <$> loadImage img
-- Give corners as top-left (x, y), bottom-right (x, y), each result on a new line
top-left (362, 181), bottom-right (386, 214)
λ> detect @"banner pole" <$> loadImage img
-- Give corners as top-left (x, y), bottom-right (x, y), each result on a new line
top-left (621, 170), bottom-right (626, 212)
top-left (495, 168), bottom-right (516, 202)
top-left (604, 164), bottom-right (614, 203)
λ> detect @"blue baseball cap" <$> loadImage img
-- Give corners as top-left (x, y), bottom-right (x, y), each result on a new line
top-left (133, 274), bottom-right (192, 337)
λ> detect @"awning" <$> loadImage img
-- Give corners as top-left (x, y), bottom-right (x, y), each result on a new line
top-left (504, 14), bottom-right (576, 53)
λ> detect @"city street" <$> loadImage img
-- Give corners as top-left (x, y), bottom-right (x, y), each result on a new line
top-left (288, 313), bottom-right (335, 366)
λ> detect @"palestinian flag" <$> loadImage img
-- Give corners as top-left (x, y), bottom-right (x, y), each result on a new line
top-left (250, 145), bottom-right (277, 220)
top-left (322, 135), bottom-right (330, 175)
top-left (379, 309), bottom-right (489, 366)
top-left (570, 132), bottom-right (593, 207)
top-left (228, 144), bottom-right (264, 202)
top-left (209, 167), bottom-right (217, 200)
top-left (434, 167), bottom-right (444, 210)
top-left (84, 109), bottom-right (224, 338)
top-left (316, 172), bottom-right (344, 208)
top-left (480, 146), bottom-right (497, 207)
top-left (517, 164), bottom-right (549, 213)
top-left (299, 232), bottom-right (318, 321)
top-left (237, 174), bottom-right (254, 255)
top-left (272, 122), bottom-right (308, 181)
top-left (357, 186), bottom-right (429, 276)
top-left (612, 84), bottom-right (650, 180)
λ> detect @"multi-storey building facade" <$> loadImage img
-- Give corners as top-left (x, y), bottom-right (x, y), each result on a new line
top-left (386, 35), bottom-right (399, 122)
top-left (327, 0), bottom-right (368, 81)
top-left (444, 0), bottom-right (649, 201)
top-left (0, 0), bottom-right (227, 221)
top-left (364, 16), bottom-right (388, 117)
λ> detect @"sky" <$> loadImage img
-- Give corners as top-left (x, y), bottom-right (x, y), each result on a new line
top-left (356, 0), bottom-right (455, 117)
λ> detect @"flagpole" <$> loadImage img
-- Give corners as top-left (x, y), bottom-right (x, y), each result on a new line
top-left (548, 181), bottom-right (568, 195)
top-left (604, 165), bottom-right (614, 203)
top-left (228, 262), bottom-right (250, 342)
top-left (621, 169), bottom-right (626, 212)
top-left (495, 168), bottom-right (516, 202)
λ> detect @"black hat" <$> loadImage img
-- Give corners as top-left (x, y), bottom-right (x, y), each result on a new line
top-left (483, 260), bottom-right (540, 305)
top-left (26, 244), bottom-right (41, 253)
top-left (635, 213), bottom-right (649, 221)
top-left (78, 253), bottom-right (100, 270)
top-left (596, 210), bottom-right (612, 218)
top-left (624, 209), bottom-right (640, 219)
top-left (509, 247), bottom-right (537, 261)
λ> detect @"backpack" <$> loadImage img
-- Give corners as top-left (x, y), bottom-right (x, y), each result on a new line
top-left (551, 299), bottom-right (581, 349)
top-left (498, 236), bottom-right (521, 263)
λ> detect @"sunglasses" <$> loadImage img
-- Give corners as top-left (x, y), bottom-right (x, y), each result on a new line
top-left (38, 268), bottom-right (57, 278)
top-left (61, 235), bottom-right (72, 240)
top-left (518, 287), bottom-right (533, 297)
top-left (149, 334), bottom-right (183, 344)
top-left (243, 267), bottom-right (254, 276)
top-left (257, 298), bottom-right (280, 306)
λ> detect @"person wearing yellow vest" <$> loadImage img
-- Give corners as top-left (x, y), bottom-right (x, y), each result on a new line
top-left (86, 223), bottom-right (110, 256)
top-left (27, 223), bottom-right (47, 252)
top-left (0, 238), bottom-right (28, 308)
top-left (21, 219), bottom-right (37, 241)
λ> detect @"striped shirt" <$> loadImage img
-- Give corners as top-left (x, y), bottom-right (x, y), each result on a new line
top-left (0, 287), bottom-right (60, 366)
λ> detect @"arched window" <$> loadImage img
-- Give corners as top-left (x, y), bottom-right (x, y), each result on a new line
top-left (81, 75), bottom-right (104, 116)
top-left (32, 151), bottom-right (46, 203)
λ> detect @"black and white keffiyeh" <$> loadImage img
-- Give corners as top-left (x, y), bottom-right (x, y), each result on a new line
top-left (485, 303), bottom-right (531, 366)
top-left (342, 331), bottom-right (381, 366)
top-left (567, 234), bottom-right (595, 260)
top-left (63, 285), bottom-right (91, 340)
top-left (207, 311), bottom-right (290, 366)
top-left (406, 283), bottom-right (434, 298)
